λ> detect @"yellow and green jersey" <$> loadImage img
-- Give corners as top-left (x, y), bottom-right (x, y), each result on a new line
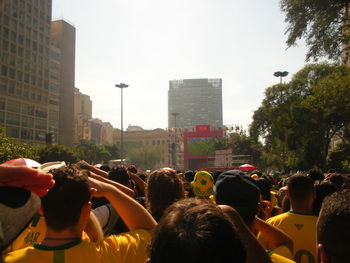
top-left (258, 211), bottom-right (317, 263)
top-left (4, 214), bottom-right (90, 254)
top-left (4, 229), bottom-right (151, 263)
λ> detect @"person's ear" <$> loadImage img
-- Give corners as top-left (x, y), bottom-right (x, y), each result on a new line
top-left (318, 243), bottom-right (328, 263)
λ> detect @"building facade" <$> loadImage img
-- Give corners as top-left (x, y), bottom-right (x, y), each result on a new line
top-left (50, 20), bottom-right (75, 145)
top-left (0, 0), bottom-right (53, 144)
top-left (113, 127), bottom-right (175, 169)
top-left (168, 78), bottom-right (223, 129)
top-left (74, 88), bottom-right (92, 143)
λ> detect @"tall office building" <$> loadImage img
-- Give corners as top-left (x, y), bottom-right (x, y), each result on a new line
top-left (168, 78), bottom-right (223, 129)
top-left (0, 0), bottom-right (53, 144)
top-left (50, 20), bottom-right (75, 145)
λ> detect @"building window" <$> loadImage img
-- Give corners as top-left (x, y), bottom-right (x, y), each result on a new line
top-left (6, 126), bottom-right (20, 138)
top-left (21, 103), bottom-right (34, 115)
top-left (21, 128), bottom-right (33, 140)
top-left (6, 99), bottom-right (20, 113)
top-left (21, 116), bottom-right (34, 127)
top-left (35, 107), bottom-right (47, 118)
top-left (6, 112), bottom-right (20, 126)
top-left (0, 112), bottom-right (5, 123)
top-left (35, 118), bottom-right (46, 130)
top-left (35, 130), bottom-right (46, 141)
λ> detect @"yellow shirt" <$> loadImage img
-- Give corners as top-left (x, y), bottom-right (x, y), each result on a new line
top-left (4, 229), bottom-right (151, 263)
top-left (259, 211), bottom-right (317, 263)
top-left (4, 214), bottom-right (90, 254)
top-left (269, 246), bottom-right (296, 263)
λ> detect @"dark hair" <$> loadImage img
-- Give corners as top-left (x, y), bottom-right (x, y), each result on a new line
top-left (318, 191), bottom-right (350, 262)
top-left (184, 170), bottom-right (195, 182)
top-left (149, 198), bottom-right (246, 263)
top-left (146, 169), bottom-right (184, 222)
top-left (328, 174), bottom-right (344, 190)
top-left (108, 166), bottom-right (130, 187)
top-left (287, 175), bottom-right (314, 202)
top-left (98, 163), bottom-right (110, 172)
top-left (41, 166), bottom-right (91, 231)
top-left (308, 168), bottom-right (324, 181)
top-left (312, 181), bottom-right (338, 216)
top-left (255, 178), bottom-right (271, 201)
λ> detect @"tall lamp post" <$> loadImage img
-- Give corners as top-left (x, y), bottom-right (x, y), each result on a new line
top-left (274, 71), bottom-right (289, 84)
top-left (115, 83), bottom-right (128, 163)
top-left (171, 113), bottom-right (179, 168)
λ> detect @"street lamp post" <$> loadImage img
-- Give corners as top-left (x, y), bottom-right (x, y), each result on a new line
top-left (115, 83), bottom-right (128, 163)
top-left (273, 71), bottom-right (289, 84)
top-left (171, 113), bottom-right (179, 168)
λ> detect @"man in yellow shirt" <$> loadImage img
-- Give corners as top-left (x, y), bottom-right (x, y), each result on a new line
top-left (259, 175), bottom-right (317, 263)
top-left (3, 166), bottom-right (156, 263)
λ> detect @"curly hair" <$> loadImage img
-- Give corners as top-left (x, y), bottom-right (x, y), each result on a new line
top-left (146, 169), bottom-right (185, 221)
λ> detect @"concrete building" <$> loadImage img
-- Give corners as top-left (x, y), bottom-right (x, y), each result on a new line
top-left (74, 88), bottom-right (92, 143)
top-left (0, 0), bottom-right (53, 144)
top-left (113, 127), bottom-right (175, 169)
top-left (50, 20), bottom-right (76, 145)
top-left (168, 78), bottom-right (223, 129)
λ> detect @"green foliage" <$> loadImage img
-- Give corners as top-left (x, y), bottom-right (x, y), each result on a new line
top-left (328, 142), bottom-right (350, 172)
top-left (35, 145), bottom-right (79, 164)
top-left (280, 0), bottom-right (350, 62)
top-left (0, 130), bottom-right (38, 163)
top-left (127, 145), bottom-right (163, 169)
top-left (250, 63), bottom-right (350, 170)
top-left (75, 140), bottom-right (119, 164)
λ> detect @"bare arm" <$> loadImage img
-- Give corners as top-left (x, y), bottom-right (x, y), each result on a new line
top-left (128, 172), bottom-right (146, 195)
top-left (218, 205), bottom-right (272, 263)
top-left (89, 172), bottom-right (135, 198)
top-left (89, 177), bottom-right (156, 231)
top-left (254, 217), bottom-right (293, 253)
top-left (77, 160), bottom-right (109, 178)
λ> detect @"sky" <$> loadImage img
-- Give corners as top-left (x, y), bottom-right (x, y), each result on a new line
top-left (52, 0), bottom-right (309, 131)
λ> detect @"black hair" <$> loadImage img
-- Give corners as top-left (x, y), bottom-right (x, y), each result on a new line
top-left (287, 175), bottom-right (315, 202)
top-left (308, 168), bottom-right (324, 181)
top-left (318, 191), bottom-right (350, 262)
top-left (312, 181), bottom-right (338, 216)
top-left (41, 166), bottom-right (91, 231)
top-left (108, 166), bottom-right (130, 187)
top-left (149, 198), bottom-right (246, 263)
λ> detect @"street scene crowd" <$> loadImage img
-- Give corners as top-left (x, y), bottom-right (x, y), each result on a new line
top-left (0, 160), bottom-right (349, 263)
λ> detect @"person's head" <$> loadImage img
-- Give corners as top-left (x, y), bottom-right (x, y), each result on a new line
top-left (99, 164), bottom-right (110, 172)
top-left (312, 181), bottom-right (338, 216)
top-left (184, 170), bottom-right (195, 183)
top-left (41, 166), bottom-right (91, 233)
top-left (287, 174), bottom-right (315, 206)
top-left (255, 178), bottom-right (271, 201)
top-left (191, 171), bottom-right (214, 199)
top-left (146, 168), bottom-right (185, 221)
top-left (149, 198), bottom-right (246, 263)
top-left (317, 191), bottom-right (350, 263)
top-left (328, 174), bottom-right (344, 190)
top-left (127, 165), bottom-right (138, 174)
top-left (215, 170), bottom-right (260, 227)
top-left (108, 166), bottom-right (130, 187)
top-left (308, 168), bottom-right (325, 182)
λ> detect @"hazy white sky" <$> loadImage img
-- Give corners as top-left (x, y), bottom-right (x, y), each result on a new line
top-left (52, 0), bottom-right (309, 131)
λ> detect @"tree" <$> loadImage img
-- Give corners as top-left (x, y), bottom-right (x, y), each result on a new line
top-left (280, 0), bottom-right (350, 62)
top-left (127, 146), bottom-right (163, 170)
top-left (0, 130), bottom-right (38, 163)
top-left (328, 142), bottom-right (350, 173)
top-left (250, 63), bottom-right (350, 170)
top-left (36, 145), bottom-right (79, 164)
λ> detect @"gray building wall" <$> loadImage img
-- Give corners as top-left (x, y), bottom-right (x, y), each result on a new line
top-left (168, 78), bottom-right (223, 129)
top-left (0, 0), bottom-right (53, 144)
top-left (50, 20), bottom-right (75, 145)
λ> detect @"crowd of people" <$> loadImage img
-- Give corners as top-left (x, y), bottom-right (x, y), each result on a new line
top-left (0, 161), bottom-right (349, 263)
